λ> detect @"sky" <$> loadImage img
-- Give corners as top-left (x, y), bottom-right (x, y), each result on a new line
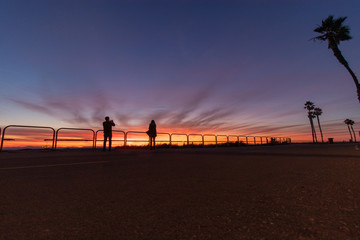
top-left (1, 0), bottom-right (360, 143)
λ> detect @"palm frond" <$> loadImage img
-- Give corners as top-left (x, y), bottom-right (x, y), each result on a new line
top-left (304, 101), bottom-right (315, 111)
top-left (314, 25), bottom-right (325, 33)
top-left (344, 118), bottom-right (353, 125)
top-left (334, 16), bottom-right (347, 29)
top-left (312, 15), bottom-right (352, 45)
top-left (314, 107), bottom-right (322, 116)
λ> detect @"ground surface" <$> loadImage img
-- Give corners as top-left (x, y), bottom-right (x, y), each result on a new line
top-left (0, 144), bottom-right (360, 240)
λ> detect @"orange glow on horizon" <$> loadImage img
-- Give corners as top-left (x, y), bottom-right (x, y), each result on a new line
top-left (1, 124), bottom-right (355, 150)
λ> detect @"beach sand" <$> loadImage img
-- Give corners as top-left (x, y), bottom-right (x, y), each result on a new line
top-left (1, 144), bottom-right (360, 239)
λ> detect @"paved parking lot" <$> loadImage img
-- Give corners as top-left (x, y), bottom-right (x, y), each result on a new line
top-left (1, 144), bottom-right (360, 239)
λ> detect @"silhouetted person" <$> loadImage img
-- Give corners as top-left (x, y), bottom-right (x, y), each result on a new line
top-left (103, 116), bottom-right (115, 151)
top-left (147, 120), bottom-right (157, 150)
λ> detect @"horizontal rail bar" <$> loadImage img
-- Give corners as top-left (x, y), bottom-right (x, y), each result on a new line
top-left (94, 140), bottom-right (125, 142)
top-left (126, 140), bottom-right (150, 142)
top-left (53, 139), bottom-right (94, 141)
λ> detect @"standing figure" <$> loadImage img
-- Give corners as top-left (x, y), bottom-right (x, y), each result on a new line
top-left (147, 120), bottom-right (157, 150)
top-left (103, 116), bottom-right (115, 151)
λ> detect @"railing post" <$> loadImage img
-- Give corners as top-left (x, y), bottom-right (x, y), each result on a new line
top-left (0, 126), bottom-right (8, 151)
top-left (95, 130), bottom-right (100, 148)
top-left (51, 129), bottom-right (55, 150)
top-left (55, 129), bottom-right (60, 150)
top-left (124, 132), bottom-right (127, 147)
top-left (164, 133), bottom-right (171, 146)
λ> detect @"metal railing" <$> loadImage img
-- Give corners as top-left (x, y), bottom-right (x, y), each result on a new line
top-left (124, 131), bottom-right (171, 146)
top-left (188, 134), bottom-right (204, 145)
top-left (157, 132), bottom-right (171, 145)
top-left (237, 136), bottom-right (247, 144)
top-left (228, 135), bottom-right (239, 143)
top-left (95, 130), bottom-right (126, 148)
top-left (170, 133), bottom-right (188, 146)
top-left (253, 136), bottom-right (264, 145)
top-left (125, 131), bottom-right (150, 146)
top-left (0, 124), bottom-right (291, 151)
top-left (55, 128), bottom-right (95, 149)
top-left (0, 125), bottom-right (56, 151)
top-left (203, 134), bottom-right (216, 145)
top-left (216, 135), bottom-right (229, 145)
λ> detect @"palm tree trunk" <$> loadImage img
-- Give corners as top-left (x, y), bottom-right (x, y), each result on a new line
top-left (316, 116), bottom-right (324, 143)
top-left (308, 116), bottom-right (315, 143)
top-left (343, 64), bottom-right (360, 103)
top-left (351, 126), bottom-right (357, 142)
top-left (331, 44), bottom-right (360, 103)
top-left (311, 118), bottom-right (318, 143)
top-left (310, 117), bottom-right (318, 143)
top-left (347, 125), bottom-right (353, 142)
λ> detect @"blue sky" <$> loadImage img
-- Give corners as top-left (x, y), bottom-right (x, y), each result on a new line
top-left (1, 0), bottom-right (360, 142)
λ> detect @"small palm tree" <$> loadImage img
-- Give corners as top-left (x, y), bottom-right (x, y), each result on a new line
top-left (304, 101), bottom-right (317, 143)
top-left (313, 16), bottom-right (360, 103)
top-left (344, 119), bottom-right (355, 142)
top-left (314, 107), bottom-right (324, 143)
top-left (349, 119), bottom-right (356, 142)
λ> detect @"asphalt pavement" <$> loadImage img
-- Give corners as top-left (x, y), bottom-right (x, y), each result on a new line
top-left (1, 144), bottom-right (360, 239)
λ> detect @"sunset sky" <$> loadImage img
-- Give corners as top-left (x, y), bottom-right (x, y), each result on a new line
top-left (1, 0), bottom-right (360, 143)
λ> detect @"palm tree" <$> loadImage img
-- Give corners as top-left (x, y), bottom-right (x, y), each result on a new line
top-left (314, 107), bottom-right (324, 143)
top-left (304, 101), bottom-right (317, 143)
top-left (349, 119), bottom-right (356, 142)
top-left (313, 16), bottom-right (360, 103)
top-left (344, 119), bottom-right (355, 142)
